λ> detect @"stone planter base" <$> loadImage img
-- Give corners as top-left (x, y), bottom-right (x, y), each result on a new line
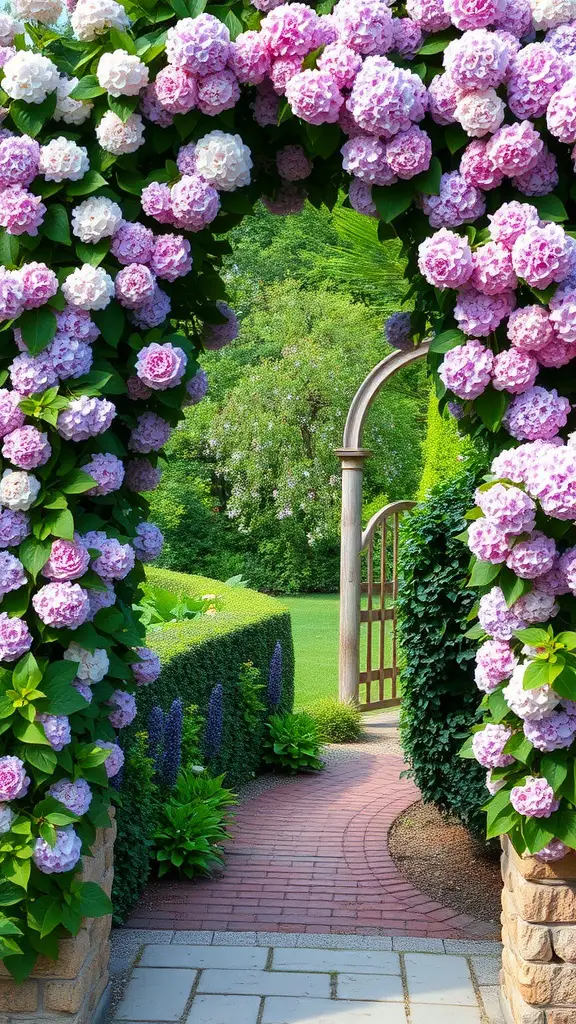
top-left (0, 816), bottom-right (115, 1023)
top-left (500, 836), bottom-right (576, 1024)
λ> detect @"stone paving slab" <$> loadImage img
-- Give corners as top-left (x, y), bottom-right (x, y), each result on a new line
top-left (261, 997), bottom-right (408, 1023)
top-left (197, 968), bottom-right (330, 998)
top-left (404, 953), bottom-right (477, 1006)
top-left (139, 945), bottom-right (267, 970)
top-left (185, 995), bottom-right (260, 1024)
top-left (271, 947), bottom-right (400, 974)
top-left (114, 967), bottom-right (197, 1021)
top-left (336, 972), bottom-right (404, 1001)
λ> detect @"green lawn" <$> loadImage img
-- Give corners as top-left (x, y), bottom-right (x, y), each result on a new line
top-left (282, 593), bottom-right (396, 708)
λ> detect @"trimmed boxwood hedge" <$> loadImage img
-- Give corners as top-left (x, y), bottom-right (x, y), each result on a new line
top-left (113, 569), bottom-right (294, 922)
top-left (396, 471), bottom-right (487, 835)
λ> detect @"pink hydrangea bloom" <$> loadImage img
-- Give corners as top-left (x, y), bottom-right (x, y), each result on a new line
top-left (493, 0), bottom-right (532, 36)
top-left (514, 588), bottom-right (558, 625)
top-left (0, 509), bottom-right (29, 548)
top-left (0, 268), bottom-right (24, 321)
top-left (253, 81), bottom-right (280, 125)
top-left (49, 335), bottom-right (92, 380)
top-left (317, 42), bottom-right (362, 89)
top-left (197, 69), bottom-right (240, 116)
top-left (492, 348), bottom-right (538, 394)
top-left (472, 724), bottom-right (515, 769)
top-left (507, 43), bottom-right (570, 120)
top-left (505, 668), bottom-right (558, 718)
top-left (129, 412), bottom-right (172, 453)
top-left (57, 396), bottom-right (116, 442)
top-left (510, 776), bottom-right (560, 818)
top-left (439, 338), bottom-right (493, 399)
top-left (386, 126), bottom-right (431, 180)
top-left (454, 287), bottom-right (515, 336)
top-left (421, 171), bottom-right (485, 228)
top-left (150, 234), bottom-right (192, 282)
top-left (331, 0), bottom-right (393, 55)
top-left (477, 483), bottom-right (536, 533)
top-left (508, 305), bottom-right (556, 352)
top-left (56, 305), bottom-right (98, 342)
top-left (418, 228), bottom-right (474, 289)
top-left (0, 185), bottom-right (45, 235)
top-left (131, 645), bottom-right (161, 685)
top-left (524, 444), bottom-right (576, 520)
top-left (36, 713), bottom-right (71, 752)
top-left (475, 639), bottom-right (517, 692)
top-left (262, 3), bottom-right (320, 58)
top-left (468, 518), bottom-right (511, 562)
top-left (392, 17), bottom-right (424, 58)
top-left (550, 298), bottom-right (576, 345)
top-left (176, 143), bottom-right (197, 177)
top-left (108, 689), bottom-right (137, 729)
top-left (9, 352), bottom-right (57, 397)
top-left (140, 82), bottom-right (174, 127)
top-left (537, 336), bottom-right (573, 369)
top-left (512, 223), bottom-right (572, 290)
top-left (135, 342), bottom-right (187, 391)
top-left (471, 241), bottom-right (517, 295)
top-left (488, 201), bottom-right (540, 249)
top-left (140, 182), bottom-right (174, 225)
top-left (47, 777), bottom-right (92, 815)
top-left (446, 0), bottom-right (507, 29)
top-left (165, 14), bottom-right (230, 74)
top-left (2, 424), bottom-right (50, 469)
top-left (276, 145), bottom-right (312, 182)
top-left (154, 65), bottom-right (198, 115)
top-left (428, 72), bottom-right (462, 125)
top-left (487, 120), bottom-right (543, 176)
top-left (0, 756), bottom-right (29, 800)
top-left (406, 0), bottom-right (451, 31)
top-left (348, 57), bottom-right (427, 138)
top-left (460, 139), bottom-right (504, 190)
top-left (83, 452), bottom-right (124, 496)
top-left (0, 389), bottom-right (24, 439)
top-left (504, 386), bottom-right (571, 442)
top-left (20, 261), bottom-right (58, 310)
top-left (270, 56), bottom-right (302, 94)
top-left (43, 538), bottom-right (90, 582)
top-left (444, 28), bottom-right (510, 89)
top-left (513, 146), bottom-right (558, 197)
top-left (202, 301), bottom-right (238, 350)
top-left (0, 135), bottom-right (40, 188)
top-left (558, 546), bottom-right (576, 594)
top-left (32, 581), bottom-right (89, 629)
top-left (506, 531), bottom-right (557, 578)
top-left (547, 80), bottom-right (576, 145)
top-left (0, 612), bottom-right (32, 661)
top-left (125, 458), bottom-right (162, 492)
top-left (348, 178), bottom-right (377, 217)
top-left (524, 710), bottom-right (576, 752)
top-left (455, 87), bottom-right (505, 137)
top-left (90, 537), bottom-right (135, 581)
top-left (0, 552), bottom-right (26, 596)
top-left (228, 31), bottom-right (271, 86)
top-left (96, 740), bottom-right (124, 778)
top-left (285, 69), bottom-right (343, 125)
top-left (341, 135), bottom-right (395, 185)
top-left (170, 175), bottom-right (220, 231)
top-left (115, 263), bottom-right (156, 309)
top-left (33, 826), bottom-right (82, 873)
top-left (478, 585), bottom-right (526, 639)
top-left (133, 522), bottom-right (163, 563)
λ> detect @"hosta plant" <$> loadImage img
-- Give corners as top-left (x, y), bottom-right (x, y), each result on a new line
top-left (152, 769), bottom-right (235, 878)
top-left (263, 712), bottom-right (324, 774)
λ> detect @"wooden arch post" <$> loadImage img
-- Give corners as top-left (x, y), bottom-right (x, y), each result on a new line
top-left (336, 342), bottom-right (429, 705)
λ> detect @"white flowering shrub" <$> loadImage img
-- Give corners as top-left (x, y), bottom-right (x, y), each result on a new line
top-left (0, 0), bottom-right (572, 983)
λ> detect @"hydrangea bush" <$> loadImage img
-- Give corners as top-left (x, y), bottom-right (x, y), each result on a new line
top-left (0, 0), bottom-right (575, 984)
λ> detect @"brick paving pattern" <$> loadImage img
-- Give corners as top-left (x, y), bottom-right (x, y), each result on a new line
top-left (126, 748), bottom-right (496, 939)
top-left (109, 935), bottom-right (504, 1023)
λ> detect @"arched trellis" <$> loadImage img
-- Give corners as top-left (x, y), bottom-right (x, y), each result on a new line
top-left (336, 341), bottom-right (430, 706)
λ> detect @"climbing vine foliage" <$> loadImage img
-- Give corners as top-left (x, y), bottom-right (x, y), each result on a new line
top-left (0, 0), bottom-right (573, 981)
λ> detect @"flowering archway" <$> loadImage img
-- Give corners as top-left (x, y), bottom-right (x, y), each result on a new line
top-left (0, 0), bottom-right (574, 1018)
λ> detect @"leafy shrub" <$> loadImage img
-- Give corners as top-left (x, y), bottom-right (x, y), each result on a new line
top-left (307, 699), bottom-right (363, 744)
top-left (111, 733), bottom-right (160, 925)
top-left (152, 769), bottom-right (236, 879)
top-left (114, 569), bottom-right (294, 922)
top-left (239, 662), bottom-right (266, 731)
top-left (181, 704), bottom-right (205, 771)
top-left (397, 472), bottom-right (487, 834)
top-left (264, 713), bottom-right (324, 774)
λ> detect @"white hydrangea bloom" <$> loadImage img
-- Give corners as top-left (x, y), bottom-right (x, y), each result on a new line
top-left (0, 13), bottom-right (23, 45)
top-left (95, 110), bottom-right (144, 155)
top-left (0, 803), bottom-right (14, 834)
top-left (0, 470), bottom-right (41, 511)
top-left (530, 0), bottom-right (576, 29)
top-left (54, 76), bottom-right (93, 126)
top-left (2, 51), bottom-right (59, 104)
top-left (63, 643), bottom-right (110, 682)
top-left (61, 264), bottom-right (114, 311)
top-left (96, 49), bottom-right (149, 97)
top-left (13, 0), bottom-right (62, 24)
top-left (194, 130), bottom-right (253, 192)
top-left (71, 197), bottom-right (123, 243)
top-left (503, 663), bottom-right (560, 721)
top-left (70, 0), bottom-right (130, 41)
top-left (39, 138), bottom-right (89, 182)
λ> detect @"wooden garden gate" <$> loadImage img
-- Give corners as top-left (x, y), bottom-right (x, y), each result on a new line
top-left (359, 500), bottom-right (414, 711)
top-left (336, 341), bottom-right (429, 709)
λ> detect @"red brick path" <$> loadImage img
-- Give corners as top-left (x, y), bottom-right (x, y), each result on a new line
top-left (127, 750), bottom-right (496, 939)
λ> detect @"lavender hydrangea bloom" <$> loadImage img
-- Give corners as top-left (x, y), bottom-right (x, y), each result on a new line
top-left (161, 698), bottom-right (183, 788)
top-left (385, 312), bottom-right (413, 351)
top-left (133, 522), bottom-right (163, 563)
top-left (128, 412), bottom-right (172, 454)
top-left (83, 453), bottom-right (124, 496)
top-left (523, 711), bottom-right (576, 752)
top-left (33, 826), bottom-right (82, 874)
top-left (510, 776), bottom-right (560, 819)
top-left (96, 740), bottom-right (124, 778)
top-left (185, 369), bottom-right (208, 406)
top-left (0, 612), bottom-right (32, 662)
top-left (204, 682), bottom-right (223, 759)
top-left (131, 646), bottom-right (161, 686)
top-left (47, 777), bottom-right (92, 816)
top-left (36, 714), bottom-right (71, 752)
top-left (268, 641), bottom-right (283, 707)
top-left (0, 509), bottom-right (29, 548)
top-left (57, 396), bottom-right (116, 442)
top-left (0, 552), bottom-right (26, 596)
top-left (108, 689), bottom-right (137, 729)
top-left (472, 724), bottom-right (515, 768)
top-left (0, 755), bottom-right (29, 799)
